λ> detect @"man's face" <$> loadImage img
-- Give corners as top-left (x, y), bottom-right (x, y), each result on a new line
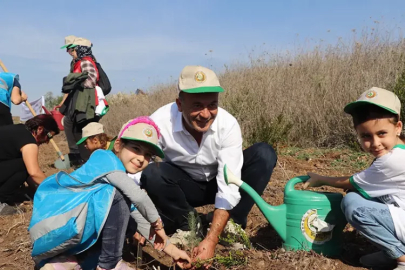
top-left (176, 92), bottom-right (219, 133)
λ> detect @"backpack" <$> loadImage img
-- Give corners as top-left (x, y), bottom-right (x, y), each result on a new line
top-left (29, 150), bottom-right (125, 266)
top-left (95, 62), bottom-right (112, 96)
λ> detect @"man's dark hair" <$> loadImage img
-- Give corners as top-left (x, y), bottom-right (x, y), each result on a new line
top-left (178, 91), bottom-right (184, 101)
top-left (25, 114), bottom-right (60, 135)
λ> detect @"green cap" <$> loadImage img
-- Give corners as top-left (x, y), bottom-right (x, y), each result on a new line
top-left (344, 87), bottom-right (401, 116)
top-left (61, 35), bottom-right (77, 49)
top-left (118, 120), bottom-right (164, 158)
top-left (76, 123), bottom-right (105, 145)
top-left (178, 65), bottom-right (224, 93)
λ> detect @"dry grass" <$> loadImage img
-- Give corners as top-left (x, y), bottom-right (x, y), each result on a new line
top-left (101, 26), bottom-right (405, 148)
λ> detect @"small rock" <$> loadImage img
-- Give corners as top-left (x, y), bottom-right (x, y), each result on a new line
top-left (257, 260), bottom-right (265, 268)
top-left (0, 237), bottom-right (4, 243)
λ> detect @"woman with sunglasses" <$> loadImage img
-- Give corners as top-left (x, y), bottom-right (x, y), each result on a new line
top-left (0, 114), bottom-right (59, 215)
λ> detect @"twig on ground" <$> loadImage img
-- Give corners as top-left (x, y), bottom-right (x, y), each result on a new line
top-left (254, 242), bottom-right (270, 252)
top-left (277, 161), bottom-right (290, 180)
top-left (0, 262), bottom-right (21, 269)
top-left (136, 241), bottom-right (140, 269)
top-left (6, 221), bottom-right (23, 236)
top-left (139, 257), bottom-right (158, 267)
top-left (250, 222), bottom-right (265, 233)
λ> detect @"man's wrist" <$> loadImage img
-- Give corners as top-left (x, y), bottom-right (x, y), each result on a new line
top-left (205, 234), bottom-right (219, 246)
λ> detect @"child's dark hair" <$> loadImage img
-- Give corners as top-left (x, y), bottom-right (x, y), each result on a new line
top-left (351, 104), bottom-right (405, 140)
top-left (25, 114), bottom-right (60, 135)
top-left (88, 133), bottom-right (112, 149)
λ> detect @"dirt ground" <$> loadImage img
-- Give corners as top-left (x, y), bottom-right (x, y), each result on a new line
top-left (0, 134), bottom-right (381, 270)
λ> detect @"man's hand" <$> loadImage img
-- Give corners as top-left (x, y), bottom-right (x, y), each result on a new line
top-left (190, 209), bottom-right (230, 269)
top-left (192, 239), bottom-right (216, 270)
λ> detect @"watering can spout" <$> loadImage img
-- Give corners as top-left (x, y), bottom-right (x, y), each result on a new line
top-left (224, 165), bottom-right (287, 242)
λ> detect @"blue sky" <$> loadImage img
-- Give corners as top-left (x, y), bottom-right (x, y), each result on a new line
top-left (1, 0), bottom-right (404, 115)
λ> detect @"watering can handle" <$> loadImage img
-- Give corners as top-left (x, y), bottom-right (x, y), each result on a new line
top-left (53, 105), bottom-right (61, 111)
top-left (284, 175), bottom-right (310, 193)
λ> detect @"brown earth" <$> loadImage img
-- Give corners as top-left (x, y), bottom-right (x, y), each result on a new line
top-left (0, 134), bottom-right (379, 270)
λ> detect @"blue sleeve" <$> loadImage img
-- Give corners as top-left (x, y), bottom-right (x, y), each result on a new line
top-left (13, 78), bottom-right (21, 89)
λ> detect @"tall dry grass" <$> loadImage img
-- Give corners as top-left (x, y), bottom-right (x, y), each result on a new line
top-left (102, 27), bottom-right (405, 148)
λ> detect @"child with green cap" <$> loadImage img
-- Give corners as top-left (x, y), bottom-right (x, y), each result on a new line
top-left (76, 122), bottom-right (114, 154)
top-left (31, 116), bottom-right (191, 270)
top-left (304, 87), bottom-right (405, 269)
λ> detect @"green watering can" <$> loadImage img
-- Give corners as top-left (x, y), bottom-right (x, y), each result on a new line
top-left (224, 165), bottom-right (347, 256)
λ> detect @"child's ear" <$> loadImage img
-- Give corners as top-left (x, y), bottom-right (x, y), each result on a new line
top-left (397, 120), bottom-right (403, 131)
top-left (113, 139), bottom-right (121, 153)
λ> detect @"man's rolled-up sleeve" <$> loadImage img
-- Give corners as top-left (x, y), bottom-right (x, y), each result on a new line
top-left (215, 121), bottom-right (243, 210)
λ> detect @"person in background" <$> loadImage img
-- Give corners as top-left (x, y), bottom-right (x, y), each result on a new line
top-left (60, 35), bottom-right (77, 72)
top-left (0, 72), bottom-right (28, 126)
top-left (59, 37), bottom-right (99, 166)
top-left (76, 122), bottom-right (114, 153)
top-left (0, 114), bottom-right (59, 215)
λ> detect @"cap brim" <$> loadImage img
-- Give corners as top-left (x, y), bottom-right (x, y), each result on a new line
top-left (344, 101), bottom-right (398, 115)
top-left (60, 44), bottom-right (70, 49)
top-left (120, 137), bottom-right (165, 158)
top-left (76, 136), bottom-right (88, 145)
top-left (181, 86), bottom-right (224, 93)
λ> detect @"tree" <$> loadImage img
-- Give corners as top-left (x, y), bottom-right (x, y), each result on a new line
top-left (44, 92), bottom-right (63, 109)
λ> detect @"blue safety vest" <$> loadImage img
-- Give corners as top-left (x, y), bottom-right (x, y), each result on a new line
top-left (29, 150), bottom-right (126, 267)
top-left (0, 72), bottom-right (19, 109)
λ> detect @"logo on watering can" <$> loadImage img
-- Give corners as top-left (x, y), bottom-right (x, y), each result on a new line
top-left (300, 209), bottom-right (335, 245)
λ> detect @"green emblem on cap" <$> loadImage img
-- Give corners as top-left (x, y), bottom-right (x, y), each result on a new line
top-left (194, 71), bottom-right (206, 83)
top-left (143, 128), bottom-right (153, 138)
top-left (366, 90), bottom-right (377, 98)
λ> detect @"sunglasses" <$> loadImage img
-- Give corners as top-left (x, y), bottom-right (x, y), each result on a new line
top-left (46, 131), bottom-right (53, 140)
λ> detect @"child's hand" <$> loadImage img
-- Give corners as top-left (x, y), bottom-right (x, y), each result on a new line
top-left (133, 232), bottom-right (146, 246)
top-left (303, 172), bottom-right (324, 189)
top-left (149, 218), bottom-right (167, 250)
top-left (149, 226), bottom-right (168, 250)
top-left (153, 231), bottom-right (167, 251)
top-left (164, 244), bottom-right (192, 269)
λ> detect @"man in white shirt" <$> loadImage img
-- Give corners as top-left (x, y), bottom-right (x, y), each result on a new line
top-left (140, 65), bottom-right (277, 263)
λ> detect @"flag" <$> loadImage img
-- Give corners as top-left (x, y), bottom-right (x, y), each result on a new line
top-left (20, 96), bottom-right (45, 121)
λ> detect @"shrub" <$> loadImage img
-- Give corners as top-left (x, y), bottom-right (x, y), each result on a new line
top-left (102, 26), bottom-right (405, 148)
